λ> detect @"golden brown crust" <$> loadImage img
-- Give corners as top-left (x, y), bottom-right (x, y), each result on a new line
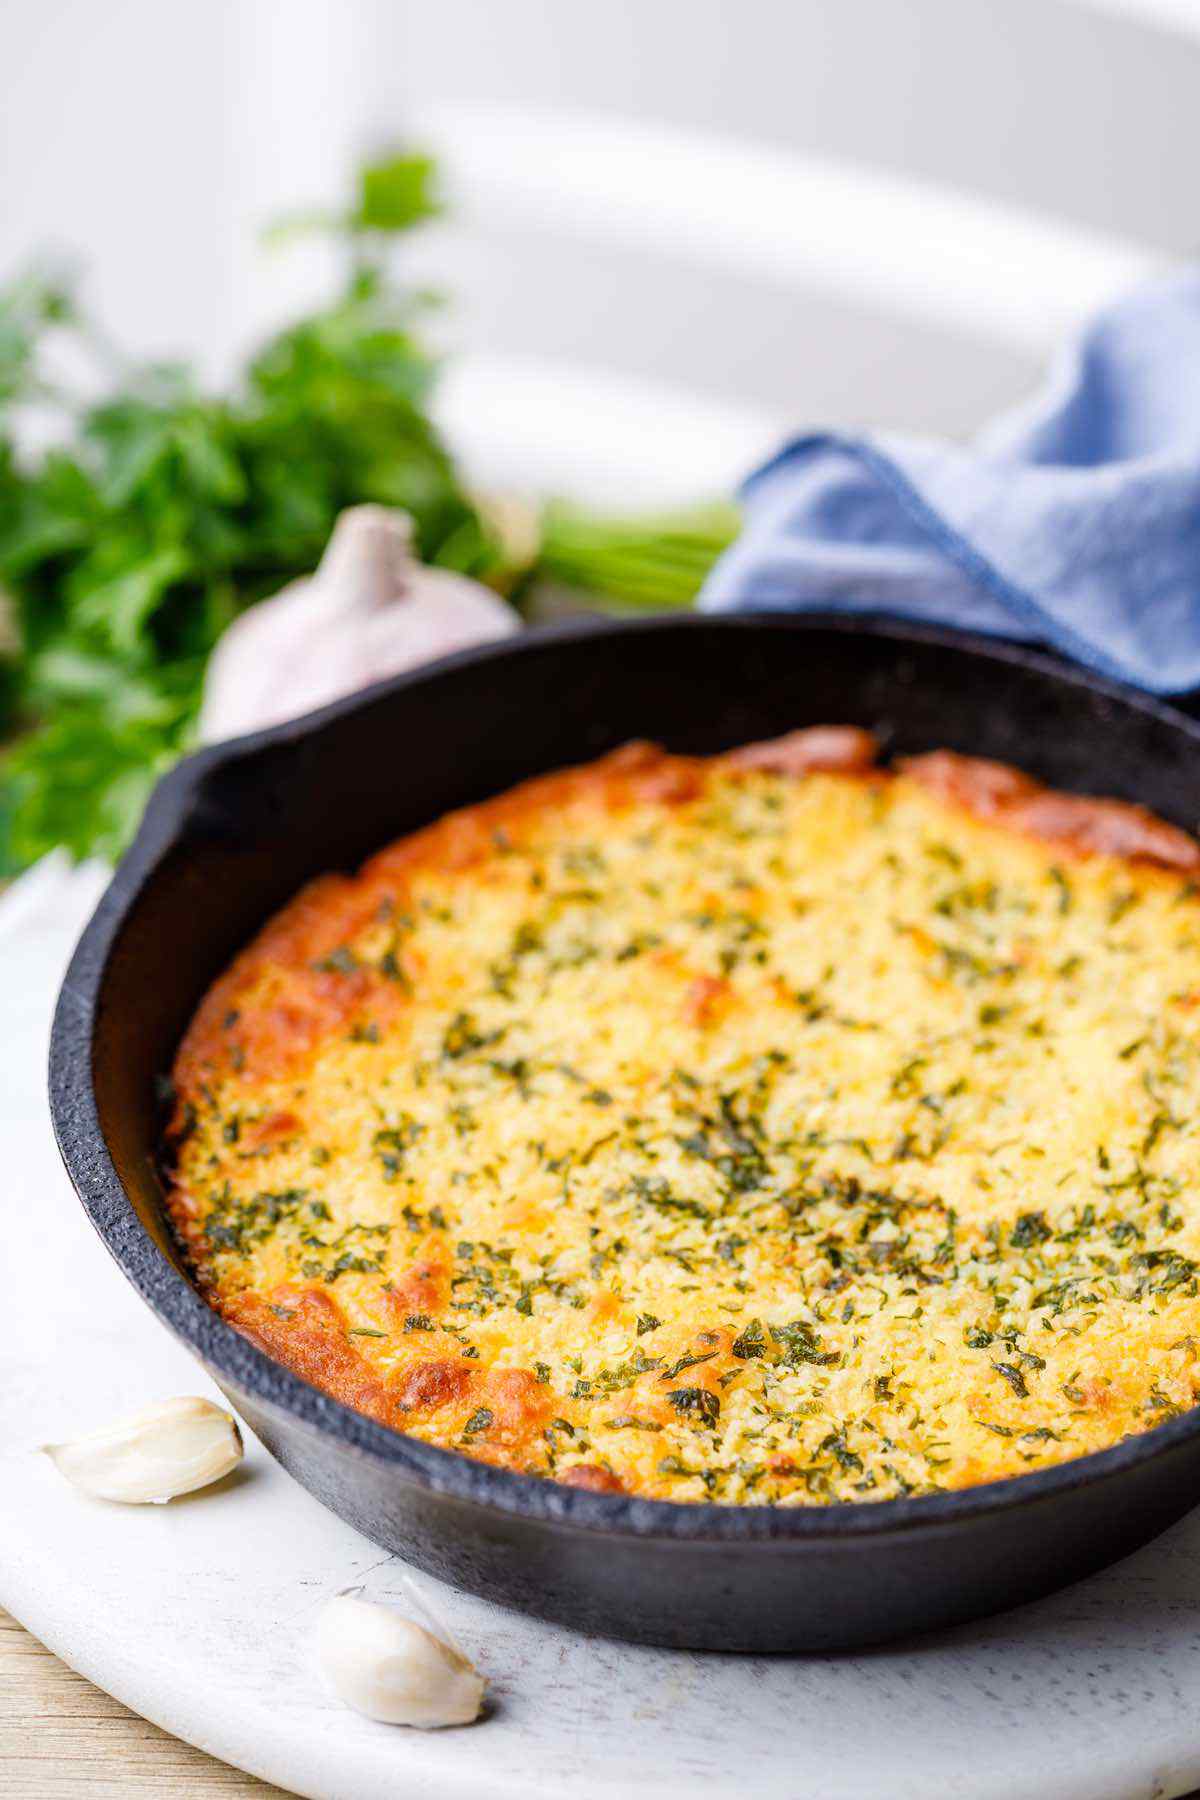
top-left (226, 1285), bottom-right (414, 1432)
top-left (170, 721), bottom-right (1198, 1108)
top-left (167, 726), bottom-right (1200, 1500)
top-left (225, 1284), bottom-right (553, 1466)
top-left (174, 741), bottom-right (709, 1097)
top-left (176, 734), bottom-right (1196, 1101)
top-left (382, 1256), bottom-right (449, 1323)
top-left (724, 724), bottom-right (879, 776)
top-left (900, 750), bottom-right (1200, 872)
top-left (559, 1464), bottom-right (627, 1494)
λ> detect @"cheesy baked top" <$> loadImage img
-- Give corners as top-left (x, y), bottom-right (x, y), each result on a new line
top-left (166, 729), bottom-right (1200, 1506)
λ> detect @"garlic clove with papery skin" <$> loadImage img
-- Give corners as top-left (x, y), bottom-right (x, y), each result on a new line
top-left (42, 1396), bottom-right (243, 1504)
top-left (199, 504), bottom-right (518, 744)
top-left (315, 1594), bottom-right (485, 1728)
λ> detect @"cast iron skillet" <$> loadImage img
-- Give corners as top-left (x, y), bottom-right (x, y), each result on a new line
top-left (49, 614), bottom-right (1200, 1652)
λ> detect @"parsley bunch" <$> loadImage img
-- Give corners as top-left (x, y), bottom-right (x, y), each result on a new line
top-left (0, 153), bottom-right (736, 872)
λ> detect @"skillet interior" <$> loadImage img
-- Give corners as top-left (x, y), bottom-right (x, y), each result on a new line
top-left (49, 613), bottom-right (1200, 1649)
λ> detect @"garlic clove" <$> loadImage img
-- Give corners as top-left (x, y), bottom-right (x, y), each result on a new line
top-left (315, 1594), bottom-right (484, 1728)
top-left (42, 1396), bottom-right (243, 1504)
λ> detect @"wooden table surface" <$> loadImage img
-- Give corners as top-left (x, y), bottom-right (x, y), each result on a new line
top-left (0, 1610), bottom-right (293, 1798)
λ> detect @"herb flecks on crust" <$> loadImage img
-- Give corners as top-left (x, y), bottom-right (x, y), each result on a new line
top-left (165, 735), bottom-right (1200, 1505)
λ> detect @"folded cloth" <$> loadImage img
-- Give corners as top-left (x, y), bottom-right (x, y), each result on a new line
top-left (699, 269), bottom-right (1200, 696)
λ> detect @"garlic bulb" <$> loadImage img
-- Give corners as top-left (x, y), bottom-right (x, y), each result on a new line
top-left (43, 1396), bottom-right (243, 1504)
top-left (199, 505), bottom-right (517, 743)
top-left (315, 1594), bottom-right (484, 1728)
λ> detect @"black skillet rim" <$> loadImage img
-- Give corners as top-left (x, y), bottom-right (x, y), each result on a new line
top-left (48, 609), bottom-right (1200, 1545)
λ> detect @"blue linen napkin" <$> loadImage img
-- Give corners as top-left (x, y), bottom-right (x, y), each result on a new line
top-left (699, 269), bottom-right (1200, 696)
